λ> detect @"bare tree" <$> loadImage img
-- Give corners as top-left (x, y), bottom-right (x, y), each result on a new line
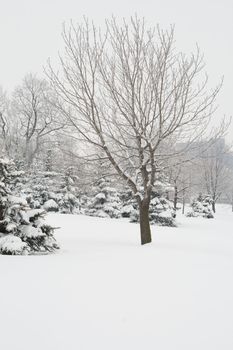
top-left (200, 138), bottom-right (232, 212)
top-left (11, 74), bottom-right (64, 167)
top-left (0, 87), bottom-right (11, 155)
top-left (47, 17), bottom-right (224, 244)
top-left (224, 170), bottom-right (233, 212)
top-left (168, 162), bottom-right (192, 214)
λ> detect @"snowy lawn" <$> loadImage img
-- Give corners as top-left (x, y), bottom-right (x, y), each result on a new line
top-left (1, 205), bottom-right (233, 350)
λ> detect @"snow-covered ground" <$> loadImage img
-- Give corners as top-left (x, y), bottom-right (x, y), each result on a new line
top-left (1, 205), bottom-right (233, 350)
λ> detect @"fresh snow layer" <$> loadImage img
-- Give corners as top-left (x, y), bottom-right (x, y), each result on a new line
top-left (0, 205), bottom-right (233, 349)
top-left (0, 235), bottom-right (27, 254)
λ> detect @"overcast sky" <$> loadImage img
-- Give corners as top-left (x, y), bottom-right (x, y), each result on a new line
top-left (0, 0), bottom-right (232, 138)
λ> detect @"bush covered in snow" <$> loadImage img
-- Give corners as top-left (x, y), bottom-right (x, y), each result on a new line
top-left (129, 193), bottom-right (176, 227)
top-left (85, 179), bottom-right (122, 218)
top-left (0, 158), bottom-right (59, 255)
top-left (83, 177), bottom-right (176, 227)
top-left (149, 195), bottom-right (176, 226)
top-left (18, 168), bottom-right (81, 214)
top-left (186, 194), bottom-right (214, 219)
top-left (119, 183), bottom-right (176, 227)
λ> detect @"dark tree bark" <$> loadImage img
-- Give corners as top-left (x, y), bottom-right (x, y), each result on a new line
top-left (182, 193), bottom-right (185, 215)
top-left (212, 201), bottom-right (216, 213)
top-left (0, 204), bottom-right (5, 221)
top-left (139, 199), bottom-right (152, 245)
top-left (173, 184), bottom-right (178, 211)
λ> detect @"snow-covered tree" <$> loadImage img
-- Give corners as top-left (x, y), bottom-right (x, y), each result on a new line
top-left (186, 194), bottom-right (214, 219)
top-left (0, 158), bottom-right (59, 255)
top-left (120, 188), bottom-right (136, 218)
top-left (0, 87), bottom-right (12, 155)
top-left (128, 181), bottom-right (176, 226)
top-left (19, 168), bottom-right (80, 214)
top-left (200, 139), bottom-right (231, 213)
top-left (58, 166), bottom-right (81, 214)
top-left (85, 178), bottom-right (122, 218)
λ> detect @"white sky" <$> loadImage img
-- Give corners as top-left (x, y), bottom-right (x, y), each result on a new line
top-left (0, 0), bottom-right (232, 138)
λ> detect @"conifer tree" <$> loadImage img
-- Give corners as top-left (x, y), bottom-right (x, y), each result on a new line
top-left (85, 178), bottom-right (122, 218)
top-left (186, 194), bottom-right (214, 218)
top-left (0, 158), bottom-right (59, 255)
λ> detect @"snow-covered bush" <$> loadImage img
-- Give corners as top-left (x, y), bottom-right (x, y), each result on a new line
top-left (149, 195), bottom-right (176, 226)
top-left (19, 169), bottom-right (81, 214)
top-left (58, 167), bottom-right (81, 214)
top-left (129, 194), bottom-right (176, 227)
top-left (120, 183), bottom-right (176, 227)
top-left (0, 235), bottom-right (28, 255)
top-left (121, 204), bottom-right (135, 218)
top-left (85, 179), bottom-right (122, 218)
top-left (186, 194), bottom-right (214, 219)
top-left (120, 189), bottom-right (137, 218)
top-left (43, 199), bottom-right (59, 212)
top-left (0, 158), bottom-right (59, 255)
top-left (16, 171), bottom-right (60, 210)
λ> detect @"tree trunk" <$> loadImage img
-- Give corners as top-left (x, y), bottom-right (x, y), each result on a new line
top-left (139, 199), bottom-right (152, 245)
top-left (182, 197), bottom-right (185, 215)
top-left (212, 201), bottom-right (216, 213)
top-left (0, 203), bottom-right (5, 221)
top-left (173, 185), bottom-right (178, 211)
top-left (182, 189), bottom-right (185, 215)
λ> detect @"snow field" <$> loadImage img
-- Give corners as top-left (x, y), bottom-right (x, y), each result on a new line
top-left (0, 205), bottom-right (233, 349)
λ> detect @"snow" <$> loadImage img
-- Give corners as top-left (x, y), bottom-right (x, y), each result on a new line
top-left (19, 225), bottom-right (45, 238)
top-left (27, 208), bottom-right (45, 218)
top-left (43, 199), bottom-right (59, 211)
top-left (0, 157), bottom-right (13, 165)
top-left (0, 205), bottom-right (233, 349)
top-left (8, 195), bottom-right (28, 206)
top-left (95, 192), bottom-right (106, 200)
top-left (5, 222), bottom-right (17, 232)
top-left (0, 235), bottom-right (28, 254)
top-left (121, 204), bottom-right (134, 215)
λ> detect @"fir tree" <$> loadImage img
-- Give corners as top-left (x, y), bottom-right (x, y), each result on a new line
top-left (186, 194), bottom-right (214, 218)
top-left (85, 178), bottom-right (122, 218)
top-left (58, 166), bottom-right (80, 214)
top-left (0, 158), bottom-right (59, 255)
top-left (121, 181), bottom-right (176, 227)
top-left (19, 169), bottom-right (80, 214)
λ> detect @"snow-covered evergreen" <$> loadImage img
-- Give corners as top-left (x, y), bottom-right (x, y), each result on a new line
top-left (120, 188), bottom-right (136, 218)
top-left (82, 177), bottom-right (176, 226)
top-left (58, 167), bottom-right (81, 214)
top-left (186, 194), bottom-right (214, 218)
top-left (129, 192), bottom-right (176, 227)
top-left (85, 178), bottom-right (122, 218)
top-left (149, 194), bottom-right (176, 226)
top-left (120, 181), bottom-right (176, 226)
top-left (19, 168), bottom-right (80, 214)
top-left (0, 158), bottom-right (59, 255)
